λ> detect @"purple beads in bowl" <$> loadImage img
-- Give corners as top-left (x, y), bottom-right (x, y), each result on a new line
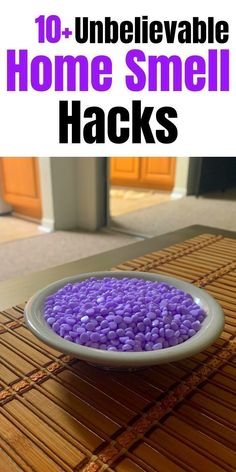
top-left (24, 271), bottom-right (224, 369)
top-left (44, 276), bottom-right (206, 352)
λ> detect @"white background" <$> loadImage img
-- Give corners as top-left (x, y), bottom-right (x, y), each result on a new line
top-left (0, 0), bottom-right (235, 156)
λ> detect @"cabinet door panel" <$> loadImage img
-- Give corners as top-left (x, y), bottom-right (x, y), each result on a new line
top-left (110, 157), bottom-right (140, 185)
top-left (140, 157), bottom-right (176, 190)
top-left (0, 157), bottom-right (42, 219)
top-left (110, 157), bottom-right (176, 190)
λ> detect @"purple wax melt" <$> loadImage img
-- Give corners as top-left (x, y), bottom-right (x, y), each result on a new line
top-left (44, 277), bottom-right (206, 352)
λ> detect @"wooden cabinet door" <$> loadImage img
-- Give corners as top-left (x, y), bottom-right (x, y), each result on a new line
top-left (110, 157), bottom-right (176, 190)
top-left (0, 157), bottom-right (42, 219)
top-left (140, 157), bottom-right (176, 190)
top-left (110, 157), bottom-right (140, 185)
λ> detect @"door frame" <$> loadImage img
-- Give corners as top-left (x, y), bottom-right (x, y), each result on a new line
top-left (38, 157), bottom-right (108, 231)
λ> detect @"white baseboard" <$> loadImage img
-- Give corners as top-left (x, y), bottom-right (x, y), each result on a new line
top-left (171, 187), bottom-right (187, 200)
top-left (39, 218), bottom-right (55, 232)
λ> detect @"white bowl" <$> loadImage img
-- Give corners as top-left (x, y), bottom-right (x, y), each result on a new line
top-left (24, 271), bottom-right (224, 370)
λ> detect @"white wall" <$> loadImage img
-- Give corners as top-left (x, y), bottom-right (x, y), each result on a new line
top-left (76, 157), bottom-right (107, 230)
top-left (38, 157), bottom-right (54, 230)
top-left (50, 157), bottom-right (78, 230)
top-left (172, 157), bottom-right (190, 198)
top-left (39, 157), bottom-right (106, 231)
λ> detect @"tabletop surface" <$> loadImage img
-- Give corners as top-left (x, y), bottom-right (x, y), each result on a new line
top-left (0, 228), bottom-right (236, 472)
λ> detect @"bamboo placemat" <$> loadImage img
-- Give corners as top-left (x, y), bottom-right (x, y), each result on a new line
top-left (0, 233), bottom-right (236, 472)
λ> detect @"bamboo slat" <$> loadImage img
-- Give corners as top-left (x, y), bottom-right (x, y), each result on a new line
top-left (0, 233), bottom-right (236, 471)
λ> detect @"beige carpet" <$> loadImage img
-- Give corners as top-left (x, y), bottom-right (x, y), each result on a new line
top-left (110, 188), bottom-right (172, 216)
top-left (0, 215), bottom-right (42, 243)
top-left (112, 194), bottom-right (236, 237)
top-left (0, 230), bottom-right (137, 282)
top-left (1, 194), bottom-right (235, 282)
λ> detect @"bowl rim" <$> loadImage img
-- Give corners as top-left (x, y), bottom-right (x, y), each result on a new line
top-left (24, 271), bottom-right (225, 367)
